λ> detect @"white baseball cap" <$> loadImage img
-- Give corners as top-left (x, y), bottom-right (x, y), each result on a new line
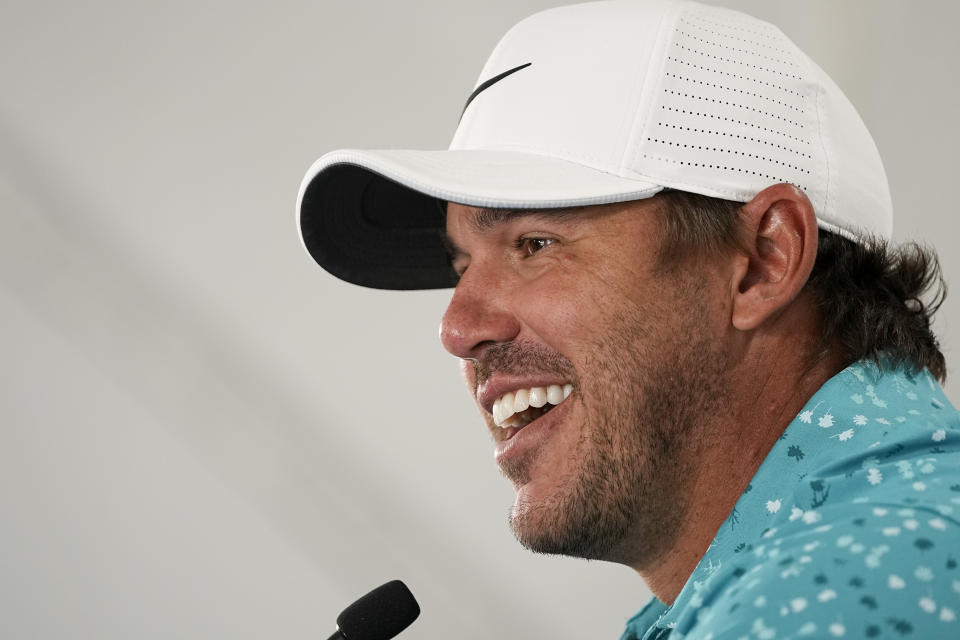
top-left (297, 0), bottom-right (892, 290)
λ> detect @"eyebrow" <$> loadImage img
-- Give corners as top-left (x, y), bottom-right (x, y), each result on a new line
top-left (469, 206), bottom-right (584, 232)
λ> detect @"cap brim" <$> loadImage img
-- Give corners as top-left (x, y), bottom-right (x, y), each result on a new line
top-left (297, 149), bottom-right (662, 290)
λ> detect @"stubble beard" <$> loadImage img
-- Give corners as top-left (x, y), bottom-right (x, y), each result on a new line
top-left (502, 293), bottom-right (729, 569)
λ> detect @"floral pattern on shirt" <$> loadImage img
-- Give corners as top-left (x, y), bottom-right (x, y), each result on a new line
top-left (622, 362), bottom-right (960, 639)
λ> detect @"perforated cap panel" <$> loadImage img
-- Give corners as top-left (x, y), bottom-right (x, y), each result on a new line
top-left (634, 3), bottom-right (826, 212)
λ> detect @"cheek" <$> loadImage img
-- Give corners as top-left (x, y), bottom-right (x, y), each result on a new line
top-left (519, 291), bottom-right (593, 360)
top-left (516, 263), bottom-right (628, 349)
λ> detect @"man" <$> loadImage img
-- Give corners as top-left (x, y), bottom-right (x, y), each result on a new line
top-left (297, 1), bottom-right (959, 637)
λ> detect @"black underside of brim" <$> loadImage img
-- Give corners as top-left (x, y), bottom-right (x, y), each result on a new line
top-left (299, 164), bottom-right (458, 290)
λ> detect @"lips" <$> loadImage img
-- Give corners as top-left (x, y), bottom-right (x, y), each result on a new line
top-left (491, 384), bottom-right (578, 468)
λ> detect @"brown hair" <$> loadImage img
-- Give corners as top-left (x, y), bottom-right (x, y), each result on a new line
top-left (655, 190), bottom-right (947, 382)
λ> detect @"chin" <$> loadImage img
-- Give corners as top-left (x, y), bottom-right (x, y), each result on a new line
top-left (508, 482), bottom-right (620, 561)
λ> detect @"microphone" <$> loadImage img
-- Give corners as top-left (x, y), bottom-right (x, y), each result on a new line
top-left (327, 580), bottom-right (420, 640)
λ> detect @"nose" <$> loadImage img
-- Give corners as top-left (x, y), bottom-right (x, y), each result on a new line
top-left (439, 265), bottom-right (521, 360)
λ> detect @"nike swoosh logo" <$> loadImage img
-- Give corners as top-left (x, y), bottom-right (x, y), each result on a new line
top-left (459, 62), bottom-right (533, 121)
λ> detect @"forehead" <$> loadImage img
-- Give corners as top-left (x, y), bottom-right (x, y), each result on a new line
top-left (445, 203), bottom-right (587, 234)
top-left (444, 200), bottom-right (666, 237)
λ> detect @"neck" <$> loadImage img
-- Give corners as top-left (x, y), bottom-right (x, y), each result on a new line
top-left (632, 317), bottom-right (843, 605)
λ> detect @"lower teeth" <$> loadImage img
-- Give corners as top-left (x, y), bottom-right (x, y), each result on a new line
top-left (505, 405), bottom-right (552, 428)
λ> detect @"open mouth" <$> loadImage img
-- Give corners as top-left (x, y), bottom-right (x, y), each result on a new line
top-left (492, 384), bottom-right (573, 431)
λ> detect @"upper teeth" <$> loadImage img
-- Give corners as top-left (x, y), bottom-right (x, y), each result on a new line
top-left (492, 384), bottom-right (573, 427)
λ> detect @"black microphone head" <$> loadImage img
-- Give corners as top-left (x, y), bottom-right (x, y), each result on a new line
top-left (336, 580), bottom-right (420, 640)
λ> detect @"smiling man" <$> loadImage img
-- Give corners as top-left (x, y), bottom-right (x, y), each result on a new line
top-left (297, 1), bottom-right (959, 638)
top-left (439, 186), bottom-right (835, 600)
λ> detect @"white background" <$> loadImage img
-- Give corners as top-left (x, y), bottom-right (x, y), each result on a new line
top-left (2, 1), bottom-right (958, 638)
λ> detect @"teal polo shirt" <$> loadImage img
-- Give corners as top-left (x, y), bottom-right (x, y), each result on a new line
top-left (622, 361), bottom-right (960, 639)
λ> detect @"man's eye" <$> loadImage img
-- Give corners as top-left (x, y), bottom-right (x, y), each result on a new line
top-left (517, 237), bottom-right (555, 256)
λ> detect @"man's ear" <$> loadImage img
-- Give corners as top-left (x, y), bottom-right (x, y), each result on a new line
top-left (731, 183), bottom-right (818, 331)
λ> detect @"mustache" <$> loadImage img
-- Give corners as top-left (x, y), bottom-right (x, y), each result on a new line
top-left (472, 341), bottom-right (578, 388)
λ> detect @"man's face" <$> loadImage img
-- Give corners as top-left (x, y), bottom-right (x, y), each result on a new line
top-left (440, 199), bottom-right (732, 567)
